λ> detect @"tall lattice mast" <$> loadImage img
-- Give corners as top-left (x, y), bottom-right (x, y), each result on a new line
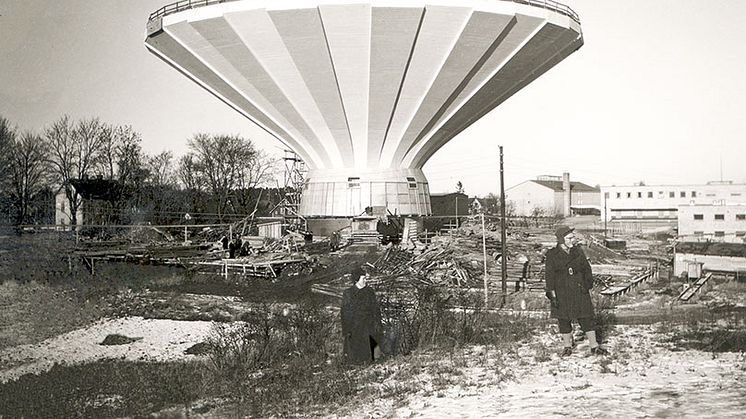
top-left (282, 149), bottom-right (307, 228)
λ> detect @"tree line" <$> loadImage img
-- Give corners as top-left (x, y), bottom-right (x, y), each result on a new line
top-left (0, 115), bottom-right (278, 226)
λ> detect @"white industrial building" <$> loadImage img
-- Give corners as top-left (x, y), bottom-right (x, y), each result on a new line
top-left (678, 204), bottom-right (746, 243)
top-left (505, 173), bottom-right (600, 217)
top-left (601, 181), bottom-right (746, 221)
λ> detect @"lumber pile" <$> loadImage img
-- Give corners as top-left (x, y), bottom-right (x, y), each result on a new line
top-left (372, 244), bottom-right (480, 288)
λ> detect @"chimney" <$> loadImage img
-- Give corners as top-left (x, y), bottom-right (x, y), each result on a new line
top-left (562, 172), bottom-right (571, 217)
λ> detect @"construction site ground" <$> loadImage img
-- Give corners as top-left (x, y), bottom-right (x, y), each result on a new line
top-left (1, 221), bottom-right (745, 417)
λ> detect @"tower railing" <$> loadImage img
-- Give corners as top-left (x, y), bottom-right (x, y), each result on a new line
top-left (148, 0), bottom-right (580, 24)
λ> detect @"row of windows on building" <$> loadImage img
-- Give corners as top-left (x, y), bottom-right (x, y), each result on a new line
top-left (304, 177), bottom-right (421, 190)
top-left (691, 231), bottom-right (746, 237)
top-left (605, 191), bottom-right (743, 199)
top-left (692, 214), bottom-right (746, 221)
top-left (345, 177), bottom-right (419, 189)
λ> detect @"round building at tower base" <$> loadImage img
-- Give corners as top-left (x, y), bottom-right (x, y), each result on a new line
top-left (300, 168), bottom-right (430, 217)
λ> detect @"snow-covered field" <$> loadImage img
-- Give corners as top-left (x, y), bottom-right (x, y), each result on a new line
top-left (2, 316), bottom-right (744, 418)
top-left (344, 325), bottom-right (746, 418)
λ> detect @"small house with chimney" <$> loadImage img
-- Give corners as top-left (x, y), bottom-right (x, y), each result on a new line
top-left (506, 173), bottom-right (600, 217)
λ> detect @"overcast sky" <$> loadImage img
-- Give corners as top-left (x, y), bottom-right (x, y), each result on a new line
top-left (1, 0), bottom-right (744, 195)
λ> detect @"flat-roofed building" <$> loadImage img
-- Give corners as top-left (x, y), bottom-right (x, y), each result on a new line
top-left (678, 203), bottom-right (746, 243)
top-left (674, 241), bottom-right (746, 278)
top-left (601, 181), bottom-right (746, 221)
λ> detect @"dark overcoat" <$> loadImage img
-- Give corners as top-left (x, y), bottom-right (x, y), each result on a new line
top-left (545, 245), bottom-right (595, 319)
top-left (341, 285), bottom-right (384, 364)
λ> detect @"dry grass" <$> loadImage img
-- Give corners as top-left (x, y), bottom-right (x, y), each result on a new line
top-left (0, 360), bottom-right (212, 418)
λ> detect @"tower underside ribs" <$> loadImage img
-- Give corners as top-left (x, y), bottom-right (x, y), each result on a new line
top-left (146, 0), bottom-right (582, 217)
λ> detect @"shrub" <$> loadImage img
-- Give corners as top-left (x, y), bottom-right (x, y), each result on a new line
top-left (379, 284), bottom-right (540, 355)
top-left (206, 300), bottom-right (338, 381)
top-left (667, 312), bottom-right (746, 353)
top-left (203, 299), bottom-right (361, 415)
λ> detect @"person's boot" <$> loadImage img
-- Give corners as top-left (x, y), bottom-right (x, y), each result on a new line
top-left (561, 333), bottom-right (573, 356)
top-left (587, 331), bottom-right (608, 355)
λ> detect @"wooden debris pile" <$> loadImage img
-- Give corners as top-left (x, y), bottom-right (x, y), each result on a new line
top-left (371, 245), bottom-right (481, 288)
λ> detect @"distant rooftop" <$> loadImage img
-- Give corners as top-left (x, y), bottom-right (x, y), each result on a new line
top-left (430, 192), bottom-right (468, 198)
top-left (679, 202), bottom-right (746, 207)
top-left (531, 179), bottom-right (598, 193)
top-left (603, 181), bottom-right (745, 188)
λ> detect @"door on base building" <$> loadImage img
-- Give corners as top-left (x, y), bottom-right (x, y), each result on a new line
top-left (348, 177), bottom-right (361, 216)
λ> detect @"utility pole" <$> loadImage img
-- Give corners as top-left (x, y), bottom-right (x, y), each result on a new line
top-left (499, 146), bottom-right (507, 307)
top-left (481, 212), bottom-right (488, 305)
top-left (455, 196), bottom-right (459, 229)
top-left (603, 192), bottom-right (608, 242)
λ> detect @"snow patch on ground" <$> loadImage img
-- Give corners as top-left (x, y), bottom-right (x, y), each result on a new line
top-left (343, 325), bottom-right (746, 418)
top-left (0, 317), bottom-right (215, 383)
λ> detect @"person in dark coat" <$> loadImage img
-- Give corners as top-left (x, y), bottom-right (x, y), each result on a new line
top-left (329, 230), bottom-right (341, 251)
top-left (341, 266), bottom-right (384, 364)
top-left (545, 226), bottom-right (608, 356)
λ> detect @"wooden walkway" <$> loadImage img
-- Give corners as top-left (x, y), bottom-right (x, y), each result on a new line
top-left (678, 273), bottom-right (713, 302)
top-left (191, 258), bottom-right (307, 279)
top-left (599, 267), bottom-right (659, 298)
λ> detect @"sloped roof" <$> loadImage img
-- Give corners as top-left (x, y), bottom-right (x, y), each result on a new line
top-left (430, 192), bottom-right (468, 198)
top-left (70, 178), bottom-right (127, 201)
top-left (531, 179), bottom-right (599, 193)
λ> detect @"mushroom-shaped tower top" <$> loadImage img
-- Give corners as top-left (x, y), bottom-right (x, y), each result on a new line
top-left (146, 0), bottom-right (582, 216)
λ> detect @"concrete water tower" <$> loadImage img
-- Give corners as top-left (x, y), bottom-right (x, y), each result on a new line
top-left (146, 0), bottom-right (583, 217)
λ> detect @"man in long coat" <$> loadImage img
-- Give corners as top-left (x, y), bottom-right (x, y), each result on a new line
top-left (545, 226), bottom-right (608, 356)
top-left (341, 267), bottom-right (384, 364)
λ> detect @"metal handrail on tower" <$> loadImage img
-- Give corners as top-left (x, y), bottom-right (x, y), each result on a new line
top-left (148, 0), bottom-right (581, 24)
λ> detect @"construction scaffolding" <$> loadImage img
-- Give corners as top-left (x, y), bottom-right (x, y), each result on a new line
top-left (274, 150), bottom-right (307, 230)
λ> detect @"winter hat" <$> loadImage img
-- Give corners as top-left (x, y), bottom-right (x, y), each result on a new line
top-left (555, 225), bottom-right (574, 239)
top-left (349, 266), bottom-right (365, 283)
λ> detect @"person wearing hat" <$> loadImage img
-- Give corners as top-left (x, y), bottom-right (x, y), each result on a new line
top-left (341, 266), bottom-right (384, 364)
top-left (545, 226), bottom-right (608, 356)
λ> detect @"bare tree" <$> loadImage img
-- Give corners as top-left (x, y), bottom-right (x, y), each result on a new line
top-left (140, 150), bottom-right (179, 223)
top-left (9, 132), bottom-right (49, 223)
top-left (114, 125), bottom-right (145, 186)
top-left (94, 124), bottom-right (116, 180)
top-left (45, 116), bottom-right (107, 225)
top-left (0, 116), bottom-right (17, 189)
top-left (177, 153), bottom-right (206, 218)
top-left (177, 154), bottom-right (204, 192)
top-left (180, 134), bottom-right (273, 221)
top-left (233, 149), bottom-right (277, 214)
top-left (146, 151), bottom-right (175, 187)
